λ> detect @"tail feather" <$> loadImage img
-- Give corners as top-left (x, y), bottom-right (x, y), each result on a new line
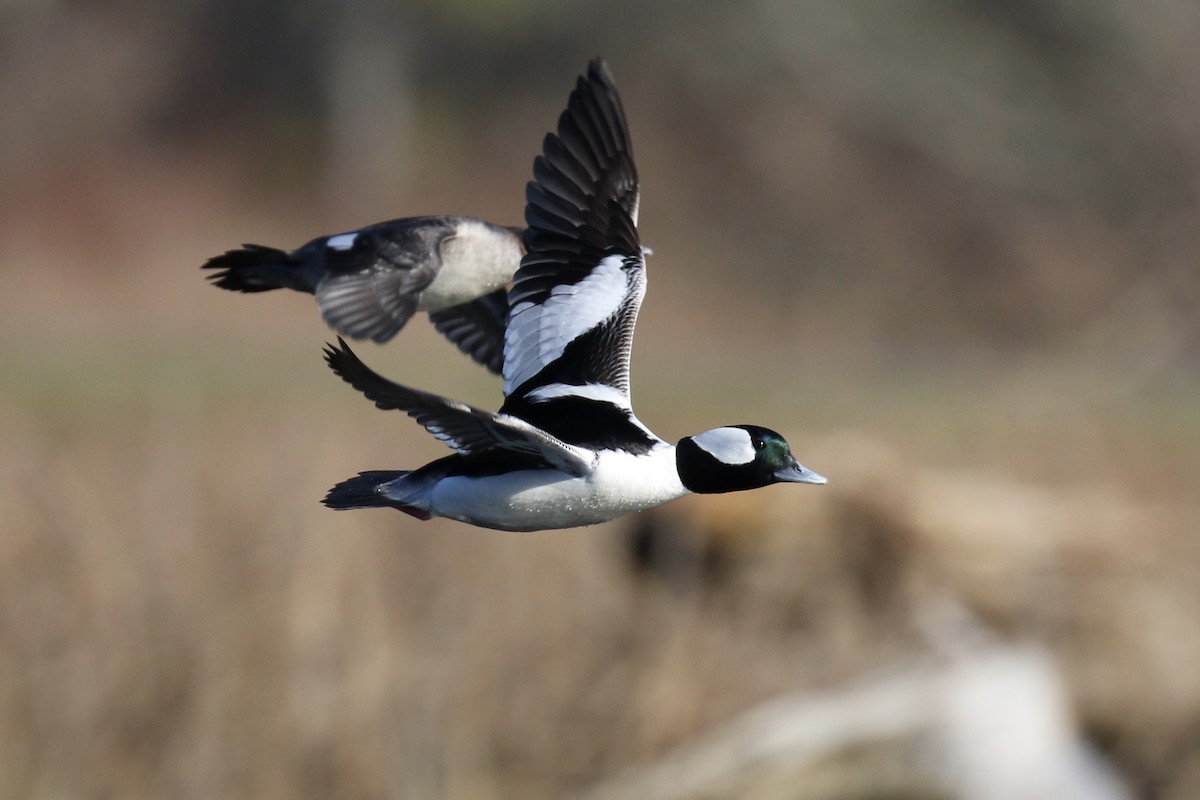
top-left (323, 470), bottom-right (431, 519)
top-left (202, 244), bottom-right (309, 293)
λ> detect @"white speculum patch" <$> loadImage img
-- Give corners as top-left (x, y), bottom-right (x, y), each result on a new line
top-left (326, 232), bottom-right (358, 251)
top-left (692, 427), bottom-right (755, 465)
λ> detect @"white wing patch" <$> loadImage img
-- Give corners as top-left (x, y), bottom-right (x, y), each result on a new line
top-left (504, 254), bottom-right (630, 395)
top-left (327, 232), bottom-right (358, 251)
top-left (692, 427), bottom-right (755, 465)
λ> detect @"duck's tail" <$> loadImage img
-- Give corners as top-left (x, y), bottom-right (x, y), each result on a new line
top-left (322, 470), bottom-right (431, 520)
top-left (202, 244), bottom-right (311, 293)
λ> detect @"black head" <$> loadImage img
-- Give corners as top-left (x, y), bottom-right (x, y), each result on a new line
top-left (676, 425), bottom-right (826, 494)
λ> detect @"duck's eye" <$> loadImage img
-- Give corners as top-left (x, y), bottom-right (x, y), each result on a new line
top-left (753, 437), bottom-right (765, 451)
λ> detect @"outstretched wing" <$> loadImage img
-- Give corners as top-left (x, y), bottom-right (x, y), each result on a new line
top-left (324, 339), bottom-right (593, 474)
top-left (502, 58), bottom-right (644, 410)
top-left (313, 219), bottom-right (455, 343)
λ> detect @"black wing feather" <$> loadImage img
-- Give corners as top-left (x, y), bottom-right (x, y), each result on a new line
top-left (324, 339), bottom-right (593, 473)
top-left (502, 58), bottom-right (644, 403)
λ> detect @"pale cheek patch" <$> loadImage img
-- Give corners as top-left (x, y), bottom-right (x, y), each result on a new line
top-left (692, 427), bottom-right (755, 465)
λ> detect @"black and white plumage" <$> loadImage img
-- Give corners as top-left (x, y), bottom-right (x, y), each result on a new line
top-left (202, 215), bottom-right (522, 373)
top-left (322, 58), bottom-right (825, 532)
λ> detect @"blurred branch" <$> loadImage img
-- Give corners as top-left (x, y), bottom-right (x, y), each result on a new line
top-left (570, 601), bottom-right (1132, 800)
top-left (568, 665), bottom-right (932, 800)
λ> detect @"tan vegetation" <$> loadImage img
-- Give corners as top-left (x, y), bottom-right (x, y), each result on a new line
top-left (2, 2), bottom-right (1199, 798)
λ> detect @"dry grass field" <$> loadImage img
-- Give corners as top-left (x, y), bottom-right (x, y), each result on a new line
top-left (3, 189), bottom-right (1196, 798)
top-left (3, 4), bottom-right (1200, 798)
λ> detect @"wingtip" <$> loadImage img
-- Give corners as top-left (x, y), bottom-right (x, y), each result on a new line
top-left (322, 336), bottom-right (353, 373)
top-left (583, 57), bottom-right (623, 112)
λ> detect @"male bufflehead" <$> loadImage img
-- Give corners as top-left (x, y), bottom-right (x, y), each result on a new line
top-left (203, 216), bottom-right (521, 373)
top-left (322, 58), bottom-right (825, 532)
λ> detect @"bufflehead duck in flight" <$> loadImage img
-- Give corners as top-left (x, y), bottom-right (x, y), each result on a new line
top-left (203, 216), bottom-right (522, 373)
top-left (322, 58), bottom-right (826, 531)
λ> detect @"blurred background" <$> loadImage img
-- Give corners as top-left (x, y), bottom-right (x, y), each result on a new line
top-left (2, 1), bottom-right (1198, 798)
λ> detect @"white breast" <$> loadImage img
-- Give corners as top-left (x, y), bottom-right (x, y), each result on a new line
top-left (418, 220), bottom-right (522, 310)
top-left (429, 444), bottom-right (686, 532)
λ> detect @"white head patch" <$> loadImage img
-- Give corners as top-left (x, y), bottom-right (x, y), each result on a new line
top-left (327, 232), bottom-right (358, 251)
top-left (692, 427), bottom-right (755, 465)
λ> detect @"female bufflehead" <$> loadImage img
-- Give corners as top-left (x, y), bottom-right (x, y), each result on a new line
top-left (323, 58), bottom-right (825, 532)
top-left (203, 216), bottom-right (521, 373)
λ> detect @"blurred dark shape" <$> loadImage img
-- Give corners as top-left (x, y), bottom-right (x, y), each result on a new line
top-left (623, 509), bottom-right (733, 592)
top-left (826, 489), bottom-right (914, 616)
